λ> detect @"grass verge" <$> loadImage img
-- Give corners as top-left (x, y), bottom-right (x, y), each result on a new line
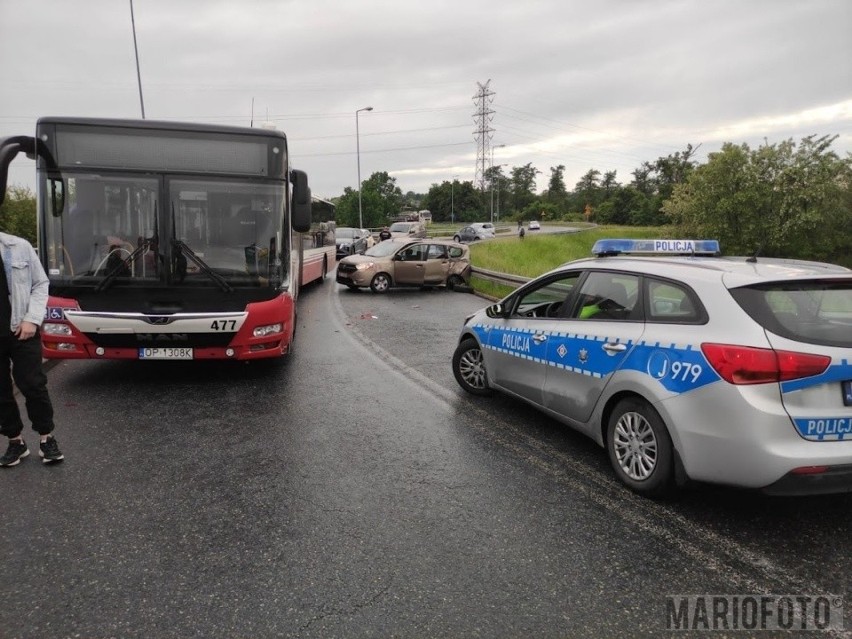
top-left (469, 225), bottom-right (673, 296)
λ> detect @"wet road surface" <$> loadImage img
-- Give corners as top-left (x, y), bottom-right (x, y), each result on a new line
top-left (0, 273), bottom-right (848, 638)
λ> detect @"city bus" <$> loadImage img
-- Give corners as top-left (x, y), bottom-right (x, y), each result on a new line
top-left (0, 117), bottom-right (335, 361)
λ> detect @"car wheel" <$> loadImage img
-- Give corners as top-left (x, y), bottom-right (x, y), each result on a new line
top-left (446, 274), bottom-right (465, 291)
top-left (453, 235), bottom-right (461, 242)
top-left (452, 338), bottom-right (491, 396)
top-left (606, 398), bottom-right (673, 496)
top-left (370, 272), bottom-right (391, 293)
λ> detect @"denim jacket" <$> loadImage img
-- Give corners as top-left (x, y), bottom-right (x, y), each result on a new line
top-left (0, 232), bottom-right (49, 331)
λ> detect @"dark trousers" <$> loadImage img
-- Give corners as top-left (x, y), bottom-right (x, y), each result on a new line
top-left (0, 333), bottom-right (55, 438)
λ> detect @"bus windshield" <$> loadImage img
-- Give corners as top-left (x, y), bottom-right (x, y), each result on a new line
top-left (43, 173), bottom-right (285, 288)
top-left (170, 178), bottom-right (283, 287)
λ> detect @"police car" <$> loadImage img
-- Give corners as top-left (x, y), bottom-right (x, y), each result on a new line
top-left (451, 239), bottom-right (852, 496)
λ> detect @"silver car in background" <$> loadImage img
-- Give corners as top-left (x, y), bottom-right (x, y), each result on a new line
top-left (389, 221), bottom-right (427, 239)
top-left (452, 239), bottom-right (852, 496)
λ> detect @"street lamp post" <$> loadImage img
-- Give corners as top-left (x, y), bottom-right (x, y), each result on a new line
top-left (356, 106), bottom-right (373, 229)
top-left (451, 174), bottom-right (459, 225)
top-left (494, 164), bottom-right (507, 222)
top-left (490, 144), bottom-right (505, 224)
top-left (129, 0), bottom-right (146, 119)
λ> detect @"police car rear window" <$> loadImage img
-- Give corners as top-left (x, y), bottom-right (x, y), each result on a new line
top-left (729, 280), bottom-right (852, 348)
top-left (646, 279), bottom-right (703, 323)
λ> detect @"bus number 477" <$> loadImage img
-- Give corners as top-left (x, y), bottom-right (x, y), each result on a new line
top-left (210, 320), bottom-right (237, 331)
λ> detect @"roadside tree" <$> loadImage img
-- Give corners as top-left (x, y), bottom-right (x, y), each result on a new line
top-left (424, 179), bottom-right (482, 223)
top-left (333, 172), bottom-right (403, 228)
top-left (0, 185), bottom-right (37, 244)
top-left (664, 135), bottom-right (851, 265)
top-left (509, 163), bottom-right (539, 216)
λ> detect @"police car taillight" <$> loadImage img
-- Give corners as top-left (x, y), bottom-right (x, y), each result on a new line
top-left (700, 343), bottom-right (830, 385)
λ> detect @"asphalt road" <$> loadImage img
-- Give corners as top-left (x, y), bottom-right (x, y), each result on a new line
top-left (0, 273), bottom-right (849, 638)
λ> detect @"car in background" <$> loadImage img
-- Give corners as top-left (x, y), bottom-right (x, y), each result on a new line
top-left (336, 238), bottom-right (471, 293)
top-left (451, 238), bottom-right (852, 497)
top-left (470, 222), bottom-right (496, 237)
top-left (335, 227), bottom-right (370, 259)
top-left (453, 226), bottom-right (491, 243)
top-left (528, 220), bottom-right (541, 230)
top-left (389, 221), bottom-right (427, 239)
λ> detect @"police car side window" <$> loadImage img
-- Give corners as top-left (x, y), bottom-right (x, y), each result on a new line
top-left (567, 272), bottom-right (640, 321)
top-left (646, 279), bottom-right (702, 323)
top-left (512, 273), bottom-right (581, 319)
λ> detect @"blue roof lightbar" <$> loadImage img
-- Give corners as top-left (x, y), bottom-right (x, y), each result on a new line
top-left (591, 239), bottom-right (721, 257)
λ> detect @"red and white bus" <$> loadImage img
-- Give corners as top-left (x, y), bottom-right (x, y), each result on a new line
top-left (0, 117), bottom-right (335, 361)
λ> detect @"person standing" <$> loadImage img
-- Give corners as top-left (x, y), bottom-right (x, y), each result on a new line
top-left (378, 226), bottom-right (392, 242)
top-left (0, 231), bottom-right (63, 467)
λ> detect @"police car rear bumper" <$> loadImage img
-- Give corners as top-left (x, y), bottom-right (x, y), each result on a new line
top-left (761, 464), bottom-right (852, 496)
top-left (656, 384), bottom-right (852, 493)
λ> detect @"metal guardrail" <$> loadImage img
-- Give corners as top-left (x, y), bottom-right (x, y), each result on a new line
top-left (469, 266), bottom-right (532, 288)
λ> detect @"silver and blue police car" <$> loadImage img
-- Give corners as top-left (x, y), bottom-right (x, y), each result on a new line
top-left (452, 239), bottom-right (852, 496)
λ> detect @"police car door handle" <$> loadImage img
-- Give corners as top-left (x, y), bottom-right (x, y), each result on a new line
top-left (532, 333), bottom-right (547, 343)
top-left (602, 342), bottom-right (627, 354)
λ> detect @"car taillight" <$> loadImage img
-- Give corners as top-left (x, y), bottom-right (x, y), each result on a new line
top-left (700, 343), bottom-right (830, 385)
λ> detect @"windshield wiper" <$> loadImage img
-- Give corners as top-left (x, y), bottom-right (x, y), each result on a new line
top-left (95, 204), bottom-right (160, 292)
top-left (169, 201), bottom-right (232, 293)
top-left (171, 239), bottom-right (233, 293)
top-left (94, 240), bottom-right (151, 292)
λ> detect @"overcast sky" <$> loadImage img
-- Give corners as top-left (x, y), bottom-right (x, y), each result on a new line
top-left (1, 0), bottom-right (850, 199)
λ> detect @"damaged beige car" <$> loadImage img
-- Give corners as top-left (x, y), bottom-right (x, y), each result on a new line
top-left (336, 238), bottom-right (471, 293)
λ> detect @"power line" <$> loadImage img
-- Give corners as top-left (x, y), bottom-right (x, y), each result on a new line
top-left (291, 123), bottom-right (471, 143)
top-left (297, 141), bottom-right (470, 158)
top-left (496, 102), bottom-right (685, 151)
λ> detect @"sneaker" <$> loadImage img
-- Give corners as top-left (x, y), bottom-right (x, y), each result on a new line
top-left (0, 439), bottom-right (30, 467)
top-left (39, 436), bottom-right (64, 464)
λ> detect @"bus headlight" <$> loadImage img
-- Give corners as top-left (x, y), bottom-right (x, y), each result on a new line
top-left (253, 323), bottom-right (282, 337)
top-left (42, 323), bottom-right (73, 336)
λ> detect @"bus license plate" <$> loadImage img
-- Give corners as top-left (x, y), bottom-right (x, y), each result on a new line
top-left (843, 380), bottom-right (852, 406)
top-left (138, 347), bottom-right (193, 360)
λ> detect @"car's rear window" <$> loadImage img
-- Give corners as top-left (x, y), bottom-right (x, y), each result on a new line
top-left (729, 279), bottom-right (852, 347)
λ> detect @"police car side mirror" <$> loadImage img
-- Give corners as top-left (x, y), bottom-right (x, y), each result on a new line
top-left (486, 303), bottom-right (507, 319)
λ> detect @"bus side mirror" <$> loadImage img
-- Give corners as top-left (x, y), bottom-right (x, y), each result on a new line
top-left (49, 177), bottom-right (65, 216)
top-left (290, 169), bottom-right (311, 233)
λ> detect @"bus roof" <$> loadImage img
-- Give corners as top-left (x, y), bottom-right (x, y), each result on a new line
top-left (36, 116), bottom-right (287, 140)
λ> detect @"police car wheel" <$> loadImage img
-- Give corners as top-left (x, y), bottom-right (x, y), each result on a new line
top-left (452, 339), bottom-right (491, 396)
top-left (606, 398), bottom-right (673, 496)
top-left (370, 273), bottom-right (391, 293)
